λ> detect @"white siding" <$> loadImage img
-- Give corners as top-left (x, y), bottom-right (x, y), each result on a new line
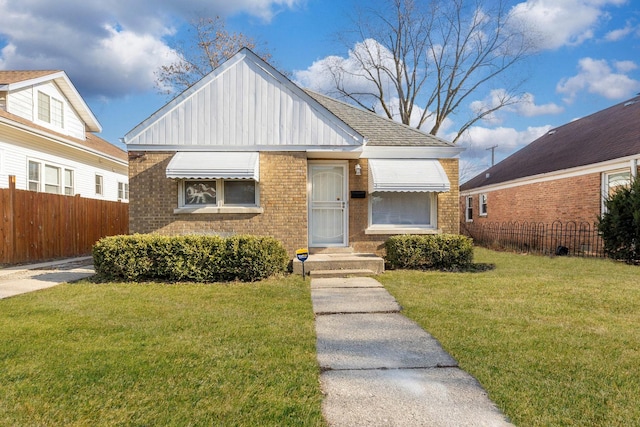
top-left (127, 57), bottom-right (361, 147)
top-left (0, 137), bottom-right (127, 202)
top-left (7, 82), bottom-right (86, 140)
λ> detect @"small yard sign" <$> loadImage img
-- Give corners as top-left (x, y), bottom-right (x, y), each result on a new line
top-left (296, 248), bottom-right (309, 278)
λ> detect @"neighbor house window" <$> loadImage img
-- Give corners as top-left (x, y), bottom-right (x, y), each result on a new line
top-left (28, 160), bottom-right (69, 194)
top-left (602, 170), bottom-right (631, 214)
top-left (28, 160), bottom-right (41, 191)
top-left (479, 194), bottom-right (488, 216)
top-left (44, 164), bottom-right (61, 194)
top-left (118, 182), bottom-right (129, 200)
top-left (370, 192), bottom-right (435, 227)
top-left (95, 174), bottom-right (104, 196)
top-left (64, 169), bottom-right (74, 195)
top-left (38, 91), bottom-right (64, 127)
top-left (180, 179), bottom-right (257, 207)
top-left (465, 196), bottom-right (473, 222)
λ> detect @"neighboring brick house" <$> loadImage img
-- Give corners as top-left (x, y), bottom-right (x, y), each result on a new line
top-left (124, 49), bottom-right (462, 256)
top-left (460, 96), bottom-right (640, 229)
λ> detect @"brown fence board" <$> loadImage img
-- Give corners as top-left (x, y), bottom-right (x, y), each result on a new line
top-left (0, 177), bottom-right (129, 265)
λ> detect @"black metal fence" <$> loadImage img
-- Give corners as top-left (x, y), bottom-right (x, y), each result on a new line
top-left (461, 221), bottom-right (605, 258)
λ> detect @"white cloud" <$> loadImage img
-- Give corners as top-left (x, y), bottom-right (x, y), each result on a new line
top-left (604, 20), bottom-right (637, 41)
top-left (469, 90), bottom-right (564, 126)
top-left (557, 57), bottom-right (640, 102)
top-left (457, 125), bottom-right (552, 181)
top-left (294, 38), bottom-right (396, 98)
top-left (509, 0), bottom-right (627, 50)
top-left (0, 0), bottom-right (302, 98)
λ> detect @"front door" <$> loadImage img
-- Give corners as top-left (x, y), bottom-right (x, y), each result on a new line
top-left (309, 163), bottom-right (348, 247)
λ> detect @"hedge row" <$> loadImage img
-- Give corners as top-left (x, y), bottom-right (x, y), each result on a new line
top-left (385, 234), bottom-right (473, 270)
top-left (92, 234), bottom-right (289, 282)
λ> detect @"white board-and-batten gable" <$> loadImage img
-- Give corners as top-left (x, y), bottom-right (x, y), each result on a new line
top-left (125, 49), bottom-right (365, 152)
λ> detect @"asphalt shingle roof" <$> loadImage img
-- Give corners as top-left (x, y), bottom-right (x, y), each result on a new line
top-left (0, 70), bottom-right (61, 85)
top-left (305, 89), bottom-right (455, 148)
top-left (461, 96), bottom-right (640, 191)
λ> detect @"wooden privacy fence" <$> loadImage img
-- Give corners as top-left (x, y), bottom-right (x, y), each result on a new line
top-left (461, 220), bottom-right (605, 258)
top-left (1, 176), bottom-right (129, 265)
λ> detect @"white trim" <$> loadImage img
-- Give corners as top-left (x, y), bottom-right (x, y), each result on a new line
top-left (362, 145), bottom-right (463, 159)
top-left (174, 207), bottom-right (264, 214)
top-left (0, 116), bottom-right (126, 167)
top-left (479, 193), bottom-right (488, 217)
top-left (365, 227), bottom-right (441, 235)
top-left (461, 155), bottom-right (640, 196)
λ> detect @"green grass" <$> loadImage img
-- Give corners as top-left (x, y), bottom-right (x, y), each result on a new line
top-left (379, 247), bottom-right (640, 427)
top-left (0, 276), bottom-right (325, 426)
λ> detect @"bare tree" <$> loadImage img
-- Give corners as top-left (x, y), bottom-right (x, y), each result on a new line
top-left (155, 16), bottom-right (271, 96)
top-left (327, 0), bottom-right (537, 143)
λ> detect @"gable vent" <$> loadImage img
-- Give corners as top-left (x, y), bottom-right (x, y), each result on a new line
top-left (624, 100), bottom-right (638, 107)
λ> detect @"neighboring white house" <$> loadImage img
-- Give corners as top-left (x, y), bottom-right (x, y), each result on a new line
top-left (0, 70), bottom-right (128, 201)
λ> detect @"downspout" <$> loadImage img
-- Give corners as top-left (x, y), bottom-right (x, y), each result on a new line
top-left (632, 158), bottom-right (638, 179)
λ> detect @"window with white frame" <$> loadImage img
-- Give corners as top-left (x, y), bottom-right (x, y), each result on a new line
top-left (465, 196), bottom-right (473, 221)
top-left (602, 170), bottom-right (631, 214)
top-left (118, 182), bottom-right (129, 200)
top-left (64, 169), bottom-right (74, 196)
top-left (44, 164), bottom-right (61, 194)
top-left (28, 160), bottom-right (40, 191)
top-left (38, 91), bottom-right (64, 128)
top-left (179, 179), bottom-right (258, 207)
top-left (370, 191), bottom-right (436, 227)
top-left (479, 194), bottom-right (488, 216)
top-left (27, 160), bottom-right (72, 195)
top-left (95, 174), bottom-right (104, 196)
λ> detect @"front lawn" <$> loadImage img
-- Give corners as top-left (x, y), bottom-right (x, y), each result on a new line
top-left (0, 276), bottom-right (324, 426)
top-left (379, 247), bottom-right (640, 426)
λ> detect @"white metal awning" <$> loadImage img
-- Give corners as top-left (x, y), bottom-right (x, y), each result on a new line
top-left (166, 152), bottom-right (260, 181)
top-left (368, 159), bottom-right (450, 192)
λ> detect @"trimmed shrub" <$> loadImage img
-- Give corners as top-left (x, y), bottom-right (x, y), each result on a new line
top-left (598, 176), bottom-right (640, 264)
top-left (385, 234), bottom-right (473, 270)
top-left (92, 234), bottom-right (289, 282)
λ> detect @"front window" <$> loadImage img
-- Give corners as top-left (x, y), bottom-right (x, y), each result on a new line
top-left (479, 194), bottom-right (488, 216)
top-left (180, 179), bottom-right (257, 207)
top-left (370, 191), bottom-right (434, 227)
top-left (465, 196), bottom-right (473, 222)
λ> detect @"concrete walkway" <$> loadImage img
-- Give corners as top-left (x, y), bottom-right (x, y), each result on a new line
top-left (0, 257), bottom-right (95, 299)
top-left (311, 277), bottom-right (513, 427)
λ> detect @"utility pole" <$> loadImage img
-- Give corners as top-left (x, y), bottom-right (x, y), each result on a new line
top-left (486, 145), bottom-right (498, 166)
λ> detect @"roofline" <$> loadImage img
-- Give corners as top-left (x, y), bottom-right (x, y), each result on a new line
top-left (460, 154), bottom-right (640, 195)
top-left (0, 115), bottom-right (126, 167)
top-left (124, 48), bottom-right (365, 145)
top-left (304, 88), bottom-right (457, 148)
top-left (1, 70), bottom-right (101, 132)
top-left (363, 145), bottom-right (464, 159)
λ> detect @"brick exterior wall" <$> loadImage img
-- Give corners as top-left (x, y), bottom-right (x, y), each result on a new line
top-left (460, 172), bottom-right (604, 226)
top-left (129, 152), bottom-right (460, 256)
top-left (129, 151), bottom-right (308, 255)
top-left (349, 158), bottom-right (460, 254)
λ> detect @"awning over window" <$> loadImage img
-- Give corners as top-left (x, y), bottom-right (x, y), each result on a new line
top-left (166, 152), bottom-right (259, 181)
top-left (368, 159), bottom-right (450, 192)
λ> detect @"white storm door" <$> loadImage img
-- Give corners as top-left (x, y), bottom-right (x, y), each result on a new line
top-left (309, 163), bottom-right (348, 247)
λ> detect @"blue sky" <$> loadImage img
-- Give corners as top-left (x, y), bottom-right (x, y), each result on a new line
top-left (1, 0), bottom-right (639, 181)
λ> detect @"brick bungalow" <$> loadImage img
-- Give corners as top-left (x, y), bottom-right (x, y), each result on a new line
top-left (124, 49), bottom-right (463, 257)
top-left (460, 96), bottom-right (640, 229)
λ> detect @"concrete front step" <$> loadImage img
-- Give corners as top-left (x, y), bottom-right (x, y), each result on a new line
top-left (292, 253), bottom-right (384, 276)
top-left (310, 269), bottom-right (376, 278)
